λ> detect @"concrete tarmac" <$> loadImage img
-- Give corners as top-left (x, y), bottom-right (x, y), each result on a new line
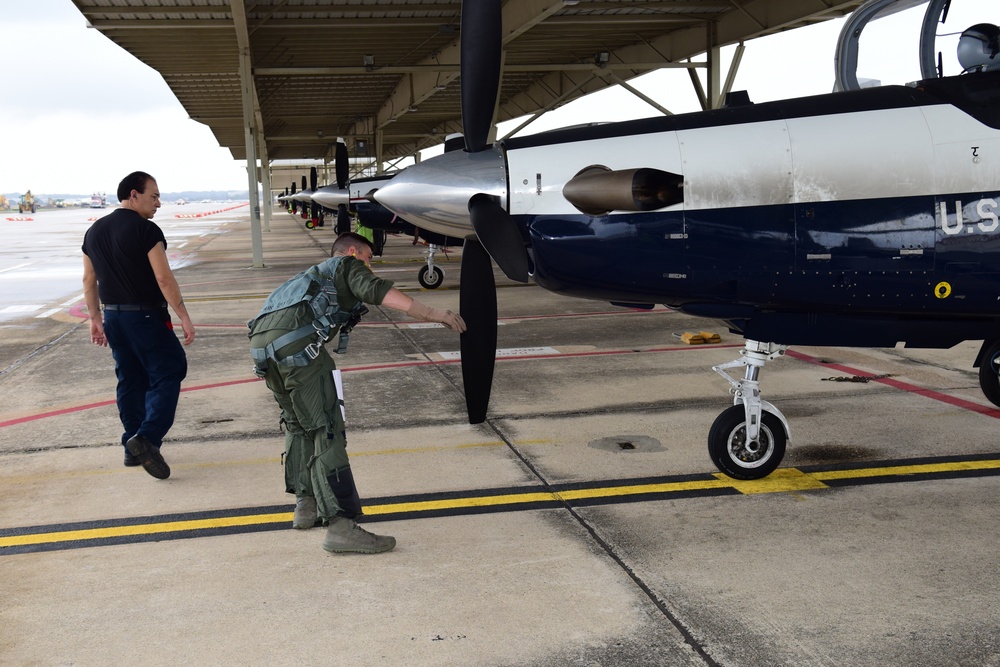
top-left (2, 207), bottom-right (1000, 666)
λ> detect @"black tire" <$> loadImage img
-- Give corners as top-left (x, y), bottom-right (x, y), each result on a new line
top-left (418, 265), bottom-right (444, 289)
top-left (708, 404), bottom-right (787, 480)
top-left (978, 339), bottom-right (1000, 407)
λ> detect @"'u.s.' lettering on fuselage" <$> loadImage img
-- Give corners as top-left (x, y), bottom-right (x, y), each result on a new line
top-left (938, 198), bottom-right (1000, 235)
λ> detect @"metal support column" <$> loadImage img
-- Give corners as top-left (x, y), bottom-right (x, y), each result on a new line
top-left (239, 47), bottom-right (263, 267)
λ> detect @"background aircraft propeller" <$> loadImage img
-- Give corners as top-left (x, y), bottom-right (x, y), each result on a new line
top-left (335, 138), bottom-right (351, 234)
top-left (309, 166), bottom-right (320, 227)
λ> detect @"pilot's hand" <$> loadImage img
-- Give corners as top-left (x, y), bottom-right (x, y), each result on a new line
top-left (407, 300), bottom-right (466, 333)
top-left (427, 307), bottom-right (466, 333)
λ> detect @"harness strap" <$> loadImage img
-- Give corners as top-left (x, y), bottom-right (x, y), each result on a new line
top-left (253, 322), bottom-right (329, 370)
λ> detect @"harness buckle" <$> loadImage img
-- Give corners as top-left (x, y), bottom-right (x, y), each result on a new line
top-left (303, 342), bottom-right (321, 360)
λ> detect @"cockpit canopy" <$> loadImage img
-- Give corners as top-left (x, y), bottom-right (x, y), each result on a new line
top-left (835, 0), bottom-right (999, 91)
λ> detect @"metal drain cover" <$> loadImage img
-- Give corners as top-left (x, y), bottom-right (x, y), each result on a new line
top-left (587, 435), bottom-right (664, 453)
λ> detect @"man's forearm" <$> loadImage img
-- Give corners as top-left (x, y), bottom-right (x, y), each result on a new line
top-left (158, 273), bottom-right (190, 320)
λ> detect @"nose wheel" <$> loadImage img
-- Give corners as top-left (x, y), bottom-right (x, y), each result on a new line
top-left (710, 340), bottom-right (792, 480)
top-left (418, 244), bottom-right (445, 289)
top-left (708, 405), bottom-right (787, 479)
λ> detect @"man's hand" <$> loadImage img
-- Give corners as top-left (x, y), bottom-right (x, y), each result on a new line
top-left (90, 319), bottom-right (107, 347)
top-left (179, 314), bottom-right (196, 345)
top-left (426, 307), bottom-right (466, 333)
top-left (406, 299), bottom-right (466, 333)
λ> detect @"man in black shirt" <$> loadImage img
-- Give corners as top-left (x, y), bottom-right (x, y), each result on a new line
top-left (82, 171), bottom-right (195, 479)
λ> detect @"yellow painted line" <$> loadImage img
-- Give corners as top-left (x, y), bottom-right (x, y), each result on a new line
top-left (717, 468), bottom-right (830, 494)
top-left (810, 458), bottom-right (1000, 481)
top-left (366, 491), bottom-right (559, 515)
top-left (557, 478), bottom-right (733, 501)
top-left (365, 478), bottom-right (733, 516)
top-left (7, 457), bottom-right (1000, 551)
top-left (352, 439), bottom-right (550, 458)
top-left (0, 513), bottom-right (290, 548)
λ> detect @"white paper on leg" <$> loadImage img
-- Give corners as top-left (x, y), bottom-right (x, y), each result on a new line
top-left (332, 369), bottom-right (346, 421)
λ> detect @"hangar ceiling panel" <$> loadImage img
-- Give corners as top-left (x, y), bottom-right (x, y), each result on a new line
top-left (69, 0), bottom-right (864, 173)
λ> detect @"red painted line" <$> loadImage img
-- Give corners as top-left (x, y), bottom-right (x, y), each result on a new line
top-left (175, 203), bottom-right (249, 218)
top-left (786, 349), bottom-right (1000, 418)
top-left (0, 399), bottom-right (117, 428)
top-left (0, 343), bottom-right (738, 428)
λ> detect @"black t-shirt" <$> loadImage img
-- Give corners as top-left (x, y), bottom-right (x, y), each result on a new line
top-left (82, 208), bottom-right (168, 305)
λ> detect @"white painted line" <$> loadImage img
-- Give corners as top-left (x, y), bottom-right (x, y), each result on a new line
top-left (35, 308), bottom-right (61, 318)
top-left (406, 321), bottom-right (506, 329)
top-left (61, 293), bottom-right (84, 306)
top-left (0, 262), bottom-right (34, 274)
top-left (1, 305), bottom-right (43, 314)
top-left (437, 346), bottom-right (560, 361)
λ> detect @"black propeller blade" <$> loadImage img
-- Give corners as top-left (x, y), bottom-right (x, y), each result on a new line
top-left (310, 167), bottom-right (320, 224)
top-left (459, 238), bottom-right (497, 424)
top-left (300, 176), bottom-right (307, 217)
top-left (460, 0), bottom-right (502, 153)
top-left (336, 139), bottom-right (349, 190)
top-left (337, 138), bottom-right (351, 233)
top-left (455, 0), bottom-right (509, 424)
top-left (469, 194), bottom-right (528, 283)
top-left (337, 204), bottom-right (351, 234)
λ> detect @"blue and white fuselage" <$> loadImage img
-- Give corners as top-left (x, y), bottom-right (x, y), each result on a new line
top-left (376, 72), bottom-right (1000, 346)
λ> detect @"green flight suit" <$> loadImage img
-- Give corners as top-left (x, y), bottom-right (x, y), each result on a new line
top-left (248, 256), bottom-right (393, 520)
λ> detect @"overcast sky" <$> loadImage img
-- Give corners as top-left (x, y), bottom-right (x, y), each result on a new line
top-left (1, 0), bottom-right (993, 196)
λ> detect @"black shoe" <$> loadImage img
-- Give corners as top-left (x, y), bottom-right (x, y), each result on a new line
top-left (125, 435), bottom-right (171, 480)
top-left (124, 450), bottom-right (141, 467)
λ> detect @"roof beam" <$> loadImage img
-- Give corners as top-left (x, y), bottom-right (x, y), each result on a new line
top-left (255, 62), bottom-right (702, 76)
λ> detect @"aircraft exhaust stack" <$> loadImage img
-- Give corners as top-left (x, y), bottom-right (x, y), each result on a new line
top-left (563, 167), bottom-right (684, 216)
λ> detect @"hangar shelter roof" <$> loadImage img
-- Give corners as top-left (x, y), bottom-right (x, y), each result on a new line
top-left (69, 1), bottom-right (864, 175)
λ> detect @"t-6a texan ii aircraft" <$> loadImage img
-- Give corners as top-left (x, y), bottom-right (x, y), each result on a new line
top-left (373, 0), bottom-right (1000, 480)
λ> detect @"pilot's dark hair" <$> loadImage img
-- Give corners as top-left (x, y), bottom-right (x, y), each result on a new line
top-left (331, 232), bottom-right (375, 256)
top-left (117, 171), bottom-right (155, 202)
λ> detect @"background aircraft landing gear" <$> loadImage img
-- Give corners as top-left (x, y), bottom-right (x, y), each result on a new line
top-left (976, 339), bottom-right (1000, 407)
top-left (710, 340), bottom-right (791, 480)
top-left (418, 244), bottom-right (444, 289)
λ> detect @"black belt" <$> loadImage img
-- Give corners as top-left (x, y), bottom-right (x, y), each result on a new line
top-left (102, 303), bottom-right (167, 312)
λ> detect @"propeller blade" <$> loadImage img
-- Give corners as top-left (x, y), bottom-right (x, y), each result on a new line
top-left (459, 238), bottom-right (498, 424)
top-left (444, 134), bottom-right (466, 153)
top-left (460, 0), bottom-right (502, 153)
top-left (469, 193), bottom-right (528, 283)
top-left (336, 138), bottom-right (349, 189)
top-left (337, 204), bottom-right (351, 234)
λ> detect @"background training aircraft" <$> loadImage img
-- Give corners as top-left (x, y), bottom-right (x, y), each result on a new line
top-left (374, 0), bottom-right (1000, 480)
top-left (353, 134), bottom-right (468, 287)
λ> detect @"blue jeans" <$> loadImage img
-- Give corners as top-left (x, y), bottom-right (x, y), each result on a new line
top-left (103, 309), bottom-right (187, 450)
